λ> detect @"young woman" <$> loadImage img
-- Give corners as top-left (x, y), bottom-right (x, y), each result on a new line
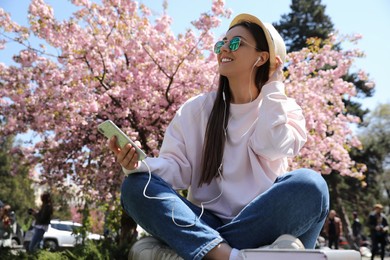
top-left (109, 13), bottom-right (329, 260)
top-left (28, 192), bottom-right (53, 252)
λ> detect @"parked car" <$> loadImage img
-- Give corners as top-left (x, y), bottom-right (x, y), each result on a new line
top-left (24, 219), bottom-right (102, 251)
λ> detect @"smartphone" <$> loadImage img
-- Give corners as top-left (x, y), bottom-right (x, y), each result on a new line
top-left (97, 120), bottom-right (147, 161)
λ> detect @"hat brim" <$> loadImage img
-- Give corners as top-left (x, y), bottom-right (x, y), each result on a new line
top-left (229, 13), bottom-right (286, 75)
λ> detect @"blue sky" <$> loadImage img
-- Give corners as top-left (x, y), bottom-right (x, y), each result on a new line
top-left (1, 0), bottom-right (389, 111)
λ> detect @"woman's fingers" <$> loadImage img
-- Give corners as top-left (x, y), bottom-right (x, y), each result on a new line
top-left (268, 56), bottom-right (284, 83)
top-left (275, 56), bottom-right (283, 68)
top-left (117, 143), bottom-right (139, 170)
top-left (108, 136), bottom-right (140, 170)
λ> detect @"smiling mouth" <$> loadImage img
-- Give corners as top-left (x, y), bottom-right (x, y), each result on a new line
top-left (221, 58), bottom-right (233, 63)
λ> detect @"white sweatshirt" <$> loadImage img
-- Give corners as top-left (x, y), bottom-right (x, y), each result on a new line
top-left (124, 81), bottom-right (307, 222)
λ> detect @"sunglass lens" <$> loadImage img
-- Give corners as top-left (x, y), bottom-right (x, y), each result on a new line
top-left (230, 37), bottom-right (241, 52)
top-left (214, 41), bottom-right (224, 54)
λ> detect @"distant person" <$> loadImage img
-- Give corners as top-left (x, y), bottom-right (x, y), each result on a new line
top-left (28, 192), bottom-right (53, 252)
top-left (0, 204), bottom-right (13, 247)
top-left (368, 204), bottom-right (388, 260)
top-left (324, 209), bottom-right (343, 249)
top-left (351, 211), bottom-right (362, 250)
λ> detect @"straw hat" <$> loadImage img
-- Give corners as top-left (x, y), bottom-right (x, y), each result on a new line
top-left (374, 203), bottom-right (383, 209)
top-left (229, 13), bottom-right (286, 76)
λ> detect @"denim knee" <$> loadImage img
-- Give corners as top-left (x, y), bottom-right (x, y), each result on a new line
top-left (280, 169), bottom-right (327, 191)
top-left (300, 169), bottom-right (328, 196)
top-left (120, 172), bottom-right (150, 213)
top-left (288, 169), bottom-right (329, 218)
top-left (121, 172), bottom-right (148, 198)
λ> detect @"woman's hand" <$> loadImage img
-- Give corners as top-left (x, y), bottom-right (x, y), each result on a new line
top-left (28, 208), bottom-right (37, 215)
top-left (108, 136), bottom-right (140, 171)
top-left (267, 56), bottom-right (284, 83)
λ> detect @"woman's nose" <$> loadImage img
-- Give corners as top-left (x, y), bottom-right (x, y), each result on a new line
top-left (220, 42), bottom-right (230, 53)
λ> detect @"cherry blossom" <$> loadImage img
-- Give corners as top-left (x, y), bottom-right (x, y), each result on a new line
top-left (0, 0), bottom-right (372, 206)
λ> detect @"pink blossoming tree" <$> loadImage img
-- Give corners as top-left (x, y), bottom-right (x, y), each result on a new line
top-left (0, 0), bottom-right (372, 222)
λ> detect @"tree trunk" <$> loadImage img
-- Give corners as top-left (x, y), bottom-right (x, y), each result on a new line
top-left (120, 208), bottom-right (138, 246)
top-left (335, 196), bottom-right (358, 250)
top-left (326, 173), bottom-right (358, 250)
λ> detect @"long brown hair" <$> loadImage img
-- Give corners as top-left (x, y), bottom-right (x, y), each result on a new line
top-left (199, 22), bottom-right (270, 187)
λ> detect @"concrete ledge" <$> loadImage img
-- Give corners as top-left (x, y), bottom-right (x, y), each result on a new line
top-left (240, 248), bottom-right (361, 260)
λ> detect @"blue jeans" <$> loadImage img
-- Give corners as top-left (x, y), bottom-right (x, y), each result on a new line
top-left (121, 169), bottom-right (329, 260)
top-left (28, 227), bottom-right (45, 252)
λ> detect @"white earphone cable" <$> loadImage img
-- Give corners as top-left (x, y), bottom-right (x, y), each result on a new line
top-left (141, 159), bottom-right (224, 228)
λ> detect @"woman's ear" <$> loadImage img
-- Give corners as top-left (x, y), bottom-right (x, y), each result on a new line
top-left (255, 52), bottom-right (270, 67)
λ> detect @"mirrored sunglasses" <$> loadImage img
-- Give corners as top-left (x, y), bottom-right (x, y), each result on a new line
top-left (214, 37), bottom-right (258, 54)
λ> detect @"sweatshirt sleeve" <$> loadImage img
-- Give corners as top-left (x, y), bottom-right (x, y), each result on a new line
top-left (250, 81), bottom-right (307, 160)
top-left (122, 112), bottom-right (192, 190)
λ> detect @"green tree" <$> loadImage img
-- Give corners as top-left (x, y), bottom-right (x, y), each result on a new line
top-left (0, 136), bottom-right (35, 229)
top-left (0, 134), bottom-right (71, 227)
top-left (354, 103), bottom-right (390, 208)
top-left (275, 0), bottom-right (378, 248)
top-left (324, 103), bottom-right (390, 248)
top-left (274, 0), bottom-right (374, 123)
top-left (273, 0), bottom-right (334, 52)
